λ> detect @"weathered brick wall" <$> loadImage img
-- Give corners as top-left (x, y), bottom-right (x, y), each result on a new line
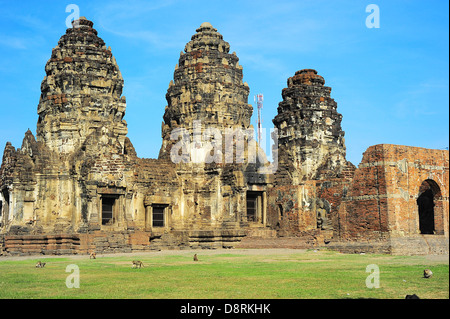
top-left (339, 144), bottom-right (449, 240)
top-left (379, 144), bottom-right (448, 237)
top-left (315, 178), bottom-right (352, 236)
top-left (3, 234), bottom-right (82, 255)
top-left (267, 182), bottom-right (321, 237)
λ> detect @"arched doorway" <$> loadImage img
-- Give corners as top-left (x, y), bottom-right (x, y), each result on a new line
top-left (417, 180), bottom-right (442, 235)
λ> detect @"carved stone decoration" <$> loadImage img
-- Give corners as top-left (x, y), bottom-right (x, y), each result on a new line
top-left (316, 198), bottom-right (333, 230)
top-left (37, 17), bottom-right (128, 155)
top-left (273, 69), bottom-right (347, 184)
top-left (159, 22), bottom-right (253, 162)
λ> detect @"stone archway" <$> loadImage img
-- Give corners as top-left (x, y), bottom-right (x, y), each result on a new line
top-left (417, 179), bottom-right (443, 235)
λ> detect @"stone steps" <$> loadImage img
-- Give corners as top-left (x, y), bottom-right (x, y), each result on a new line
top-left (235, 236), bottom-right (316, 249)
top-left (2, 234), bottom-right (81, 256)
top-left (244, 227), bottom-right (277, 238)
top-left (147, 229), bottom-right (248, 250)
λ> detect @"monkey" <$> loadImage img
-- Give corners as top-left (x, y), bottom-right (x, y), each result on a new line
top-left (193, 254), bottom-right (198, 261)
top-left (132, 260), bottom-right (144, 268)
top-left (89, 252), bottom-right (96, 259)
top-left (423, 269), bottom-right (433, 278)
top-left (35, 261), bottom-right (46, 268)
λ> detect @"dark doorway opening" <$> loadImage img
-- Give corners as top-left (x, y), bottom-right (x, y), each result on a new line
top-left (102, 197), bottom-right (115, 225)
top-left (247, 195), bottom-right (257, 222)
top-left (246, 191), bottom-right (264, 224)
top-left (1, 190), bottom-right (9, 224)
top-left (417, 181), bottom-right (436, 234)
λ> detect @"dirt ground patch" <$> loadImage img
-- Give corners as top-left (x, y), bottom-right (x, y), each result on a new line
top-left (1, 248), bottom-right (448, 264)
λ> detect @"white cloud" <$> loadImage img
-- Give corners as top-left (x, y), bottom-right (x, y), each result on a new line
top-left (0, 35), bottom-right (28, 49)
top-left (394, 79), bottom-right (449, 119)
top-left (94, 0), bottom-right (183, 50)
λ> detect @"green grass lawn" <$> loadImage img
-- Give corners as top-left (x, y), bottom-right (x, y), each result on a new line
top-left (0, 249), bottom-right (448, 299)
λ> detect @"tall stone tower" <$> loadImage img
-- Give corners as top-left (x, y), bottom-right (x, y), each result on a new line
top-left (0, 17), bottom-right (135, 237)
top-left (156, 22), bottom-right (269, 231)
top-left (37, 17), bottom-right (128, 155)
top-left (159, 22), bottom-right (254, 162)
top-left (273, 69), bottom-right (347, 184)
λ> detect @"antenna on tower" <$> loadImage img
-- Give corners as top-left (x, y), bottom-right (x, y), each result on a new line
top-left (254, 94), bottom-right (263, 145)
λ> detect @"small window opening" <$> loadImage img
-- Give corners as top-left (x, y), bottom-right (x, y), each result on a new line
top-left (152, 205), bottom-right (166, 227)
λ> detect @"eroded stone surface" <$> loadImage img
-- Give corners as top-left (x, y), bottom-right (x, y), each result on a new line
top-left (159, 22), bottom-right (253, 162)
top-left (273, 69), bottom-right (347, 184)
top-left (37, 17), bottom-right (127, 155)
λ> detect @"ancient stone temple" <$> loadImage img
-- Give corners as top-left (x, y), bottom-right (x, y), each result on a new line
top-left (159, 22), bottom-right (254, 160)
top-left (37, 17), bottom-right (128, 155)
top-left (0, 18), bottom-right (448, 256)
top-left (273, 69), bottom-right (347, 184)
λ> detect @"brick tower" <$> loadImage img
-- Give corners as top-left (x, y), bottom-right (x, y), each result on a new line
top-left (159, 22), bottom-right (254, 162)
top-left (273, 69), bottom-right (347, 184)
top-left (37, 17), bottom-right (128, 155)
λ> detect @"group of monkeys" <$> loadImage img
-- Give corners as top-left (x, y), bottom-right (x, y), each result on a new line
top-left (35, 256), bottom-right (433, 280)
top-left (35, 252), bottom-right (200, 269)
top-left (89, 251), bottom-right (147, 269)
top-left (131, 253), bottom-right (199, 268)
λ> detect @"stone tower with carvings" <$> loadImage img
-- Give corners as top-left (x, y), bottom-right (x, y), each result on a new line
top-left (272, 69), bottom-right (347, 184)
top-left (37, 17), bottom-right (128, 155)
top-left (159, 22), bottom-right (254, 162)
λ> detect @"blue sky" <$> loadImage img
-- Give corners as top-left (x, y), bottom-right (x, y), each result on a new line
top-left (0, 0), bottom-right (448, 166)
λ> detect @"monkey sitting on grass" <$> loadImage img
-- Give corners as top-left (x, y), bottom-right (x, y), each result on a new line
top-left (132, 260), bottom-right (144, 268)
top-left (423, 269), bottom-right (433, 278)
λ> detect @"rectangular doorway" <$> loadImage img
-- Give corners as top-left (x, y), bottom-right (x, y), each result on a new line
top-left (246, 191), bottom-right (264, 224)
top-left (101, 197), bottom-right (115, 225)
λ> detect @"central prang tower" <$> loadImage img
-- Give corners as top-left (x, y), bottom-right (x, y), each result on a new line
top-left (159, 22), bottom-right (253, 161)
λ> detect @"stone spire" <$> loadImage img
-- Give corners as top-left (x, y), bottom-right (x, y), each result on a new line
top-left (36, 17), bottom-right (128, 154)
top-left (273, 69), bottom-right (347, 183)
top-left (159, 22), bottom-right (253, 160)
